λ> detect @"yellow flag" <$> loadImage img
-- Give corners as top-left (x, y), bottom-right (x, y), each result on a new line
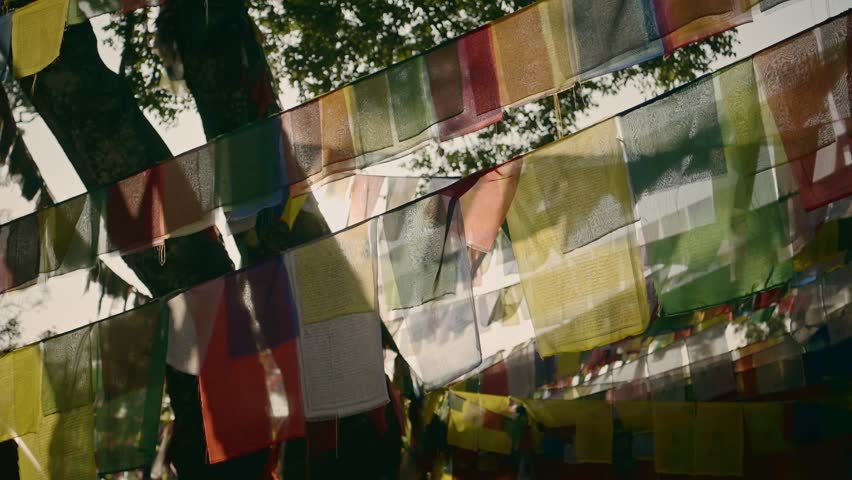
top-left (653, 402), bottom-right (695, 474)
top-left (12, 0), bottom-right (70, 78)
top-left (506, 120), bottom-right (649, 355)
top-left (18, 406), bottom-right (97, 480)
top-left (694, 403), bottom-right (743, 476)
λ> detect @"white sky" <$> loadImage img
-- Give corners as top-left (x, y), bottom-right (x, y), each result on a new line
top-left (1, 0), bottom-right (850, 345)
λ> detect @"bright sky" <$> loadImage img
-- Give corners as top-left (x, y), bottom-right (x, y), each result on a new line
top-left (2, 0), bottom-right (850, 346)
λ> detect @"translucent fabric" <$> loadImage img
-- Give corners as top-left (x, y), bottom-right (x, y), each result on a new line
top-left (349, 74), bottom-right (394, 156)
top-left (38, 195), bottom-right (99, 276)
top-left (507, 120), bottom-right (649, 355)
top-left (286, 222), bottom-right (387, 420)
top-left (11, 0), bottom-right (69, 78)
top-left (93, 302), bottom-right (167, 474)
top-left (317, 90), bottom-right (356, 175)
top-left (652, 0), bottom-right (752, 53)
top-left (460, 160), bottom-right (522, 253)
top-left (215, 115), bottom-right (286, 219)
top-left (754, 15), bottom-right (852, 210)
top-left (491, 4), bottom-right (559, 107)
top-left (41, 326), bottom-right (94, 415)
top-left (378, 194), bottom-right (481, 389)
top-left (199, 257), bottom-right (305, 462)
top-left (157, 149), bottom-right (217, 234)
top-left (283, 100), bottom-right (322, 184)
top-left (0, 345), bottom-right (41, 442)
top-left (624, 61), bottom-right (794, 314)
top-left (17, 406), bottom-right (97, 480)
top-left (645, 201), bottom-right (792, 314)
top-left (564, 0), bottom-right (663, 80)
top-left (166, 277), bottom-right (223, 375)
top-left (379, 194), bottom-right (462, 309)
top-left (347, 176), bottom-right (385, 225)
top-left (425, 43), bottom-right (465, 123)
top-left (389, 57), bottom-right (435, 142)
top-left (0, 215), bottom-right (40, 292)
top-left (106, 168), bottom-right (166, 252)
top-left (437, 27), bottom-right (503, 140)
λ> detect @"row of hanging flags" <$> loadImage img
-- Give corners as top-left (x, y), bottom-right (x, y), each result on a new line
top-left (0, 0), bottom-right (851, 477)
top-left (0, 0), bottom-right (821, 296)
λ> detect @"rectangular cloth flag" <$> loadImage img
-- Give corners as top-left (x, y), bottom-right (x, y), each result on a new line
top-left (215, 115), bottom-right (286, 220)
top-left (11, 0), bottom-right (69, 78)
top-left (286, 222), bottom-right (388, 420)
top-left (506, 119), bottom-right (649, 355)
top-left (38, 194), bottom-right (100, 278)
top-left (652, 0), bottom-right (752, 54)
top-left (460, 159), bottom-right (522, 253)
top-left (198, 257), bottom-right (305, 463)
top-left (754, 14), bottom-right (852, 210)
top-left (378, 194), bottom-right (481, 389)
top-left (41, 326), bottom-right (94, 416)
top-left (491, 3), bottom-right (560, 108)
top-left (562, 0), bottom-right (663, 81)
top-left (0, 345), bottom-right (42, 442)
top-left (437, 26), bottom-right (503, 140)
top-left (166, 276), bottom-right (222, 375)
top-left (106, 168), bottom-right (166, 253)
top-left (93, 302), bottom-right (167, 474)
top-left (17, 406), bottom-right (97, 480)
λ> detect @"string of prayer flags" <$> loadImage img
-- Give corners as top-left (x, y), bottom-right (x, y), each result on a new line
top-left (93, 303), bottom-right (167, 474)
top-left (506, 119), bottom-right (650, 355)
top-left (11, 0), bottom-right (69, 78)
top-left (0, 2), bottom-right (833, 302)
top-left (286, 222), bottom-right (388, 420)
top-left (198, 258), bottom-right (305, 463)
top-left (460, 159), bottom-right (522, 253)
